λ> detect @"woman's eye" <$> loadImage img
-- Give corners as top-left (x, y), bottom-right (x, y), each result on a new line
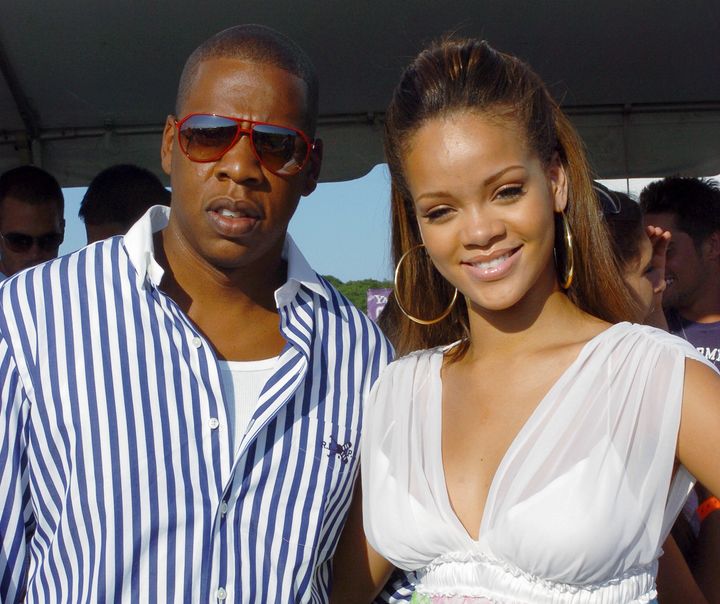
top-left (496, 185), bottom-right (524, 200)
top-left (424, 207), bottom-right (452, 221)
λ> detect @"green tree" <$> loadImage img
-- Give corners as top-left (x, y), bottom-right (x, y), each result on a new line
top-left (322, 275), bottom-right (392, 313)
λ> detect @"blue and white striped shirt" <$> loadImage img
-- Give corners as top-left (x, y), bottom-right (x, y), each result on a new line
top-left (0, 206), bottom-right (392, 603)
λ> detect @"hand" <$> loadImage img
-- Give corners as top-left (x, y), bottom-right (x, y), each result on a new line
top-left (646, 225), bottom-right (671, 298)
top-left (642, 226), bottom-right (671, 328)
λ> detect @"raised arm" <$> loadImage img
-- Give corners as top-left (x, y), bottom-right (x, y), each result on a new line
top-left (0, 339), bottom-right (33, 602)
top-left (643, 225), bottom-right (671, 329)
top-left (331, 479), bottom-right (395, 603)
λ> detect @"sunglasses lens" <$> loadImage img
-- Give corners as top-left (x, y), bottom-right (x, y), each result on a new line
top-left (252, 124), bottom-right (308, 174)
top-left (2, 232), bottom-right (62, 253)
top-left (3, 233), bottom-right (33, 253)
top-left (38, 233), bottom-right (63, 251)
top-left (595, 186), bottom-right (621, 215)
top-left (179, 115), bottom-right (239, 161)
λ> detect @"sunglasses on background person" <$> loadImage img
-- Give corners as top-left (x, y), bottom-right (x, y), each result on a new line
top-left (594, 184), bottom-right (622, 216)
top-left (0, 231), bottom-right (64, 253)
top-left (175, 113), bottom-right (314, 176)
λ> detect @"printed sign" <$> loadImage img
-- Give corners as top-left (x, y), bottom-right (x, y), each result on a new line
top-left (367, 288), bottom-right (392, 322)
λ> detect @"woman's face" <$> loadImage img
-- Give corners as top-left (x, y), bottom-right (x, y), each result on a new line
top-left (402, 111), bottom-right (567, 314)
top-left (622, 233), bottom-right (655, 319)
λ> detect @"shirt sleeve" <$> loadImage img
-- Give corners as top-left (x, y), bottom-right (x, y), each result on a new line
top-left (0, 334), bottom-right (32, 602)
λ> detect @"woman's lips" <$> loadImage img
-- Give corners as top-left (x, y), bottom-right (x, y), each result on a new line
top-left (461, 246), bottom-right (521, 281)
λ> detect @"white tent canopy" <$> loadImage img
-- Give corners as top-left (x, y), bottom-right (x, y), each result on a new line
top-left (1, 0), bottom-right (718, 186)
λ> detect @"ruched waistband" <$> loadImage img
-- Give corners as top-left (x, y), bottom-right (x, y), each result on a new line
top-left (412, 551), bottom-right (657, 604)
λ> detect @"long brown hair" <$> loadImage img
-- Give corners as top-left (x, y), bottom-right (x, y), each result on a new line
top-left (379, 37), bottom-right (639, 356)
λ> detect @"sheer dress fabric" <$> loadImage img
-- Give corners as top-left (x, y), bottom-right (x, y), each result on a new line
top-left (362, 323), bottom-right (717, 603)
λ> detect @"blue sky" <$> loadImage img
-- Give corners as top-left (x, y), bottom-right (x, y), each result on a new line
top-left (60, 170), bottom-right (719, 282)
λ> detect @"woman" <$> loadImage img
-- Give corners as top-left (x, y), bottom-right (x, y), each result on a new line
top-left (598, 184), bottom-right (669, 326)
top-left (331, 38), bottom-right (720, 603)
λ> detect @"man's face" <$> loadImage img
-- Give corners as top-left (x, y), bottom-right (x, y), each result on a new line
top-left (644, 211), bottom-right (711, 311)
top-left (0, 196), bottom-right (64, 276)
top-left (160, 57), bottom-right (321, 272)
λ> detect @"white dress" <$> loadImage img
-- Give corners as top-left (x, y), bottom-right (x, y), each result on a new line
top-left (362, 323), bottom-right (717, 603)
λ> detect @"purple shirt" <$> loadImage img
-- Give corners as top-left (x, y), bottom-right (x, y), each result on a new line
top-left (667, 309), bottom-right (720, 369)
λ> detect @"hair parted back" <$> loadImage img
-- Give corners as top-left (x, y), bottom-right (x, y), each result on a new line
top-left (639, 177), bottom-right (720, 247)
top-left (177, 24), bottom-right (319, 134)
top-left (600, 186), bottom-right (646, 270)
top-left (380, 37), bottom-right (638, 356)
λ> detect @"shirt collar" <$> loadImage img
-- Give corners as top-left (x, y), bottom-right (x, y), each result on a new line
top-left (123, 205), bottom-right (329, 308)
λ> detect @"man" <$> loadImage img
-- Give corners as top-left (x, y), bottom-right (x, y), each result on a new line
top-left (79, 163), bottom-right (171, 243)
top-left (640, 176), bottom-right (720, 601)
top-left (0, 25), bottom-right (391, 602)
top-left (640, 177), bottom-right (720, 369)
top-left (0, 165), bottom-right (64, 278)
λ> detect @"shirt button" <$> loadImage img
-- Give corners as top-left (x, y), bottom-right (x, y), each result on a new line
top-left (191, 336), bottom-right (202, 348)
top-left (217, 587), bottom-right (227, 600)
top-left (209, 417), bottom-right (220, 430)
top-left (220, 501), bottom-right (228, 515)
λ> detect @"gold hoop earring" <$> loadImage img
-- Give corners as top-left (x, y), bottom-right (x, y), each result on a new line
top-left (556, 210), bottom-right (574, 289)
top-left (393, 244), bottom-right (458, 325)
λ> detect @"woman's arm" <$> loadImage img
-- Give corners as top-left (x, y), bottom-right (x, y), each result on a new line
top-left (677, 360), bottom-right (720, 498)
top-left (656, 534), bottom-right (708, 603)
top-left (331, 479), bottom-right (395, 603)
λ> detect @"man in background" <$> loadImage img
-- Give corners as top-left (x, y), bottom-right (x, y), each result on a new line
top-left (0, 165), bottom-right (64, 278)
top-left (79, 163), bottom-right (170, 243)
top-left (640, 176), bottom-right (720, 602)
top-left (640, 176), bottom-right (720, 369)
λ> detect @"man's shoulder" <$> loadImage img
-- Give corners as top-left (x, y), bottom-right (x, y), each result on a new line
top-left (304, 276), bottom-right (394, 363)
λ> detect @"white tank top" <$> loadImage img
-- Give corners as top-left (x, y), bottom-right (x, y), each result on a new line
top-left (218, 357), bottom-right (277, 448)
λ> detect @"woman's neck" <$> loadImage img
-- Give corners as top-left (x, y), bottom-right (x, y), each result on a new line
top-left (464, 289), bottom-right (602, 360)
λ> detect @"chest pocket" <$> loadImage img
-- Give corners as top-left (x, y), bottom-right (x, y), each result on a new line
top-left (235, 415), bottom-right (359, 550)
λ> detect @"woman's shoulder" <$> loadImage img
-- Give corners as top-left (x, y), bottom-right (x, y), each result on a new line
top-left (588, 322), bottom-right (718, 379)
top-left (380, 343), bottom-right (451, 378)
top-left (364, 344), bottom-right (450, 423)
top-left (610, 322), bottom-right (710, 358)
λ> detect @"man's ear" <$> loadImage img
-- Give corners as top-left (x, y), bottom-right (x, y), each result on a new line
top-left (547, 153), bottom-right (568, 213)
top-left (160, 115), bottom-right (176, 176)
top-left (301, 138), bottom-right (323, 197)
top-left (704, 230), bottom-right (720, 260)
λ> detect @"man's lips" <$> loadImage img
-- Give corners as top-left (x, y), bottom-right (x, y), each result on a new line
top-left (206, 198), bottom-right (263, 237)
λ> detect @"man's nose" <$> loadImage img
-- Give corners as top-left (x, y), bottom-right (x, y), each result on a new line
top-left (213, 133), bottom-right (265, 184)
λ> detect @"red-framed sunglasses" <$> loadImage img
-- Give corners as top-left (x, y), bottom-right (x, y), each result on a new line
top-left (175, 113), bottom-right (314, 176)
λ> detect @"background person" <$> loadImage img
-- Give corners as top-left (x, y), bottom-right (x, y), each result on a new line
top-left (0, 165), bottom-right (64, 278)
top-left (332, 37), bottom-right (720, 604)
top-left (597, 183), bottom-right (669, 325)
top-left (600, 184), bottom-right (714, 604)
top-left (640, 176), bottom-right (720, 603)
top-left (640, 177), bottom-right (720, 370)
top-left (79, 163), bottom-right (171, 243)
